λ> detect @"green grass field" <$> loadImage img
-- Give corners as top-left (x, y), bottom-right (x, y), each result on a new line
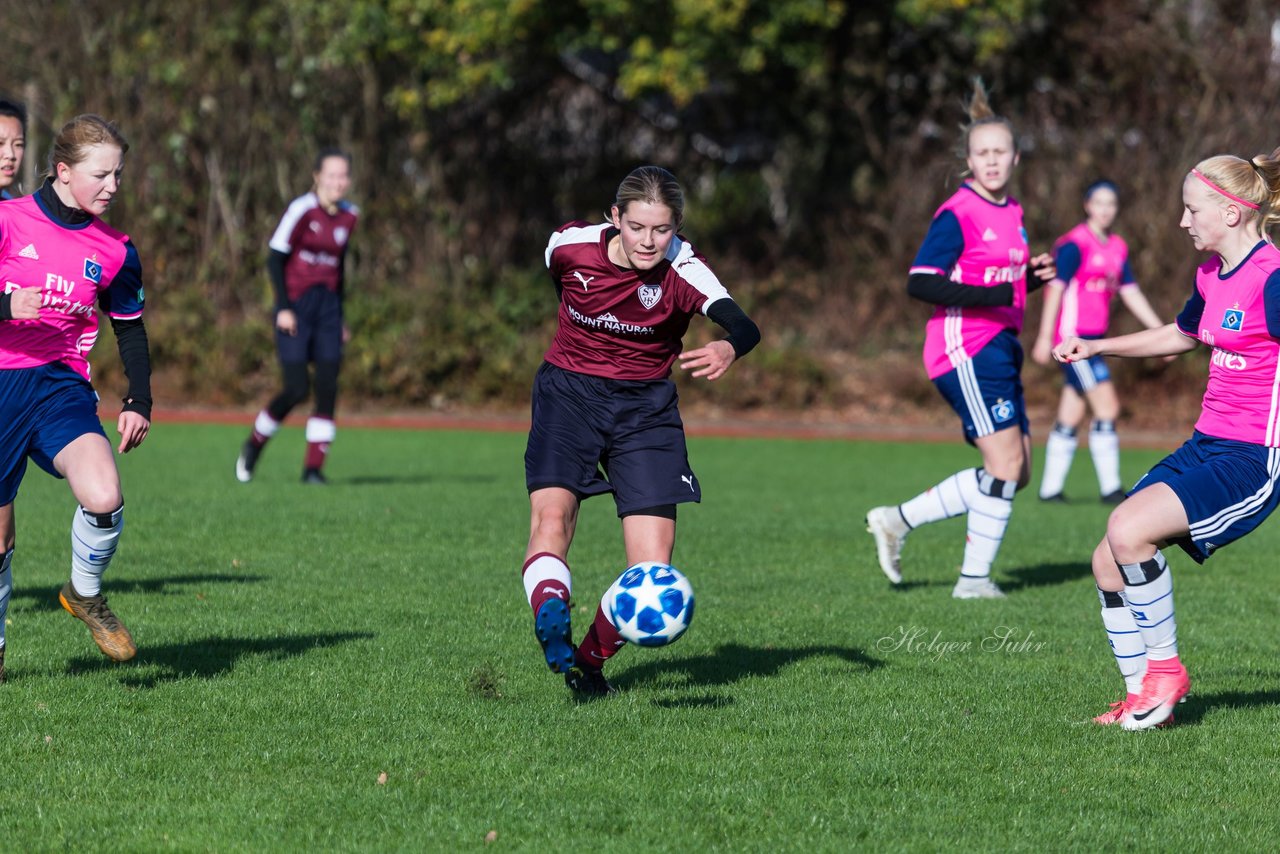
top-left (5, 422), bottom-right (1280, 851)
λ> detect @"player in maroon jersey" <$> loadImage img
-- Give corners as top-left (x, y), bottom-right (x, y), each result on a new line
top-left (521, 165), bottom-right (761, 695)
top-left (236, 149), bottom-right (358, 485)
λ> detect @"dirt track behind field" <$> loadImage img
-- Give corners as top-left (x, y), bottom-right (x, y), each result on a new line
top-left (105, 406), bottom-right (1189, 450)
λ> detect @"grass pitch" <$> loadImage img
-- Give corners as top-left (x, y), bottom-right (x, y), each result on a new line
top-left (4, 423), bottom-right (1280, 850)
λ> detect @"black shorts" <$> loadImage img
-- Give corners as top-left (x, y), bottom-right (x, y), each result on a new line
top-left (277, 286), bottom-right (343, 364)
top-left (525, 362), bottom-right (701, 515)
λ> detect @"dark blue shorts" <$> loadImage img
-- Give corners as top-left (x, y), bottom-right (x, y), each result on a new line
top-left (1059, 336), bottom-right (1111, 393)
top-left (932, 330), bottom-right (1029, 444)
top-left (277, 286), bottom-right (343, 364)
top-left (0, 363), bottom-right (107, 505)
top-left (525, 362), bottom-right (701, 515)
top-left (1129, 431), bottom-right (1280, 564)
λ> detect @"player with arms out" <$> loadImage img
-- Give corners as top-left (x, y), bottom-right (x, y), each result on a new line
top-left (521, 165), bottom-right (760, 695)
top-left (0, 99), bottom-right (26, 200)
top-left (1055, 148), bottom-right (1280, 729)
top-left (0, 114), bottom-right (152, 681)
top-left (1032, 181), bottom-right (1164, 503)
top-left (865, 79), bottom-right (1055, 599)
top-left (236, 149), bottom-right (357, 485)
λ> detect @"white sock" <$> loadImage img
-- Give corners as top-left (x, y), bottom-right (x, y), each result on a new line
top-left (0, 550), bottom-right (11, 649)
top-left (255, 409), bottom-right (280, 437)
top-left (1120, 551), bottom-right (1177, 661)
top-left (522, 553), bottom-right (572, 607)
top-left (1098, 586), bottom-right (1145, 695)
top-left (960, 469), bottom-right (1014, 578)
top-left (70, 505), bottom-right (123, 598)
top-left (1039, 423), bottom-right (1077, 498)
top-left (898, 469), bottom-right (975, 528)
top-left (1089, 420), bottom-right (1122, 495)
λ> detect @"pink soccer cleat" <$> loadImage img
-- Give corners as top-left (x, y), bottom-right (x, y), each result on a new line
top-left (1121, 663), bottom-right (1190, 731)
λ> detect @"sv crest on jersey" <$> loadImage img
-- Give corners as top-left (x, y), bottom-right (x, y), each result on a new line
top-left (637, 282), bottom-right (662, 310)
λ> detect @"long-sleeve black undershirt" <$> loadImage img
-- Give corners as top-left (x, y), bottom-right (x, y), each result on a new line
top-left (707, 298), bottom-right (760, 359)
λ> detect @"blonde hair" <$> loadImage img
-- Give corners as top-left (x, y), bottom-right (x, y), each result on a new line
top-left (1192, 147), bottom-right (1280, 238)
top-left (46, 114), bottom-right (128, 176)
top-left (955, 77), bottom-right (1016, 163)
top-left (614, 165), bottom-right (684, 229)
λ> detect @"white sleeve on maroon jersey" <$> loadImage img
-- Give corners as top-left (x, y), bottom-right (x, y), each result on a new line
top-left (667, 237), bottom-right (730, 314)
top-left (268, 193), bottom-right (319, 254)
top-left (544, 221), bottom-right (606, 270)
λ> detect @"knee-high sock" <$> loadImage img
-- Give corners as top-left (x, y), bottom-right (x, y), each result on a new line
top-left (898, 468), bottom-right (1014, 577)
top-left (575, 600), bottom-right (626, 670)
top-left (0, 549), bottom-right (12, 649)
top-left (1119, 550), bottom-right (1177, 661)
top-left (249, 409), bottom-right (280, 450)
top-left (1089, 419), bottom-right (1122, 496)
top-left (960, 469), bottom-right (1015, 578)
top-left (522, 552), bottom-right (572, 616)
top-left (1098, 586), bottom-right (1145, 697)
top-left (70, 505), bottom-right (123, 598)
top-left (1039, 422), bottom-right (1077, 499)
top-left (305, 416), bottom-right (335, 471)
top-left (898, 468), bottom-right (977, 528)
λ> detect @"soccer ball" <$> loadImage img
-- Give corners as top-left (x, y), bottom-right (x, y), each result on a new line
top-left (605, 562), bottom-right (695, 647)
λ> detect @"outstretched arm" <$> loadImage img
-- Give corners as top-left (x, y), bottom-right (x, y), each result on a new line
top-left (1031, 282), bottom-right (1064, 365)
top-left (1054, 323), bottom-right (1196, 363)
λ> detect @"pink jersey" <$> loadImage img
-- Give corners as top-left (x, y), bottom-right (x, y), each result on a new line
top-left (544, 221), bottom-right (731, 380)
top-left (911, 184), bottom-right (1030, 379)
top-left (268, 193), bottom-right (358, 303)
top-left (1050, 222), bottom-right (1136, 344)
top-left (1175, 242), bottom-right (1280, 445)
top-left (0, 195), bottom-right (144, 381)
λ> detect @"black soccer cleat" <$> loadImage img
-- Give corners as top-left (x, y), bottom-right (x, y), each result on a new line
top-left (1039, 493), bottom-right (1068, 504)
top-left (565, 664), bottom-right (616, 697)
top-left (1101, 490), bottom-right (1126, 505)
top-left (301, 468), bottom-right (329, 485)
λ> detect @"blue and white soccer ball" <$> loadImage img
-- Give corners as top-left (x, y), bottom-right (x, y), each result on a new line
top-left (605, 562), bottom-right (695, 647)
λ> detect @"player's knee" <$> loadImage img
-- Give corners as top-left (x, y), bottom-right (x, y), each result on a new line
top-left (1103, 508), bottom-right (1147, 564)
top-left (79, 489), bottom-right (123, 518)
top-left (1091, 538), bottom-right (1121, 586)
top-left (531, 503), bottom-right (575, 541)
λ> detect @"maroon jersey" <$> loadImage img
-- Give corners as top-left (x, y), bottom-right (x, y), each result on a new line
top-left (543, 221), bottom-right (732, 380)
top-left (268, 193), bottom-right (358, 303)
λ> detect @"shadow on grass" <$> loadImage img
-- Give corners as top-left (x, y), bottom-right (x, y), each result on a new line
top-left (1000, 561), bottom-right (1094, 592)
top-left (618, 642), bottom-right (882, 696)
top-left (65, 631), bottom-right (374, 688)
top-left (1167, 688), bottom-right (1280, 726)
top-left (13, 573), bottom-right (269, 613)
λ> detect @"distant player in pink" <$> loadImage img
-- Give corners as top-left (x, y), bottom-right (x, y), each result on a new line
top-left (0, 115), bottom-right (153, 681)
top-left (236, 149), bottom-right (357, 485)
top-left (521, 166), bottom-right (760, 695)
top-left (1032, 181), bottom-right (1164, 503)
top-left (0, 99), bottom-right (26, 200)
top-left (1054, 146), bottom-right (1280, 730)
top-left (866, 79), bottom-right (1055, 599)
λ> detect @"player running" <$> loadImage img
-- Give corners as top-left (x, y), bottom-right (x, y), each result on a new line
top-left (1032, 181), bottom-right (1165, 503)
top-left (865, 79), bottom-right (1055, 599)
top-left (0, 114), bottom-right (152, 680)
top-left (236, 149), bottom-right (357, 485)
top-left (1055, 148), bottom-right (1280, 730)
top-left (0, 99), bottom-right (27, 200)
top-left (521, 165), bottom-right (760, 695)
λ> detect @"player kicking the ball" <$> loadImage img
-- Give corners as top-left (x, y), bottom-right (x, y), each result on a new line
top-left (521, 166), bottom-right (759, 695)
